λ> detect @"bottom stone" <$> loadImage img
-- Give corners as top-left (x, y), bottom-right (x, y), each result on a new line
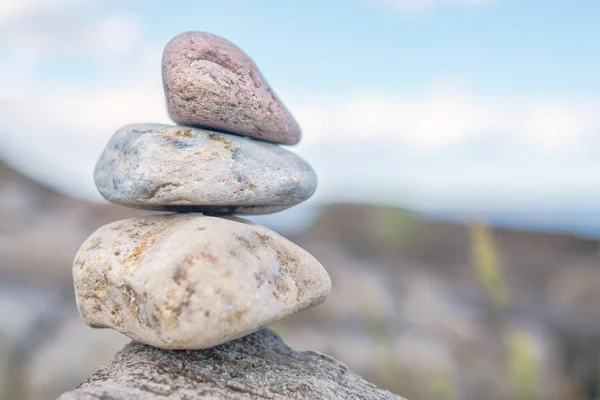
top-left (58, 329), bottom-right (405, 400)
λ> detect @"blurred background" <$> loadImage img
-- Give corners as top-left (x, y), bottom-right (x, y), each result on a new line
top-left (1, 0), bottom-right (600, 399)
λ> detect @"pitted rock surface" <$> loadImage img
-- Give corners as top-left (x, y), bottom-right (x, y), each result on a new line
top-left (58, 329), bottom-right (404, 400)
top-left (163, 31), bottom-right (301, 145)
top-left (94, 124), bottom-right (316, 214)
top-left (73, 214), bottom-right (331, 349)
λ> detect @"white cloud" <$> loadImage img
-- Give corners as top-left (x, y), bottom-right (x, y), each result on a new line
top-left (292, 83), bottom-right (600, 154)
top-left (521, 100), bottom-right (598, 151)
top-left (285, 86), bottom-right (600, 210)
top-left (86, 14), bottom-right (144, 58)
top-left (366, 0), bottom-right (497, 13)
top-left (0, 0), bottom-right (78, 26)
top-left (1, 16), bottom-right (145, 63)
top-left (0, 0), bottom-right (145, 65)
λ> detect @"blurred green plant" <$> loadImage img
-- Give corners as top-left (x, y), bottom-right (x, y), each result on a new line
top-left (423, 368), bottom-right (458, 400)
top-left (362, 294), bottom-right (462, 399)
top-left (374, 208), bottom-right (416, 247)
top-left (0, 393), bottom-right (13, 400)
top-left (469, 220), bottom-right (546, 399)
top-left (469, 220), bottom-right (510, 310)
top-left (361, 294), bottom-right (401, 393)
top-left (597, 352), bottom-right (600, 400)
top-left (507, 329), bottom-right (541, 400)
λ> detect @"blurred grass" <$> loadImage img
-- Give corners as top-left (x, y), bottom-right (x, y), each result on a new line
top-left (469, 219), bottom-right (510, 310)
top-left (361, 279), bottom-right (461, 399)
top-left (508, 329), bottom-right (541, 400)
top-left (362, 293), bottom-right (461, 399)
top-left (470, 220), bottom-right (545, 400)
top-left (361, 291), bottom-right (402, 394)
top-left (374, 208), bottom-right (416, 248)
top-left (428, 368), bottom-right (459, 400)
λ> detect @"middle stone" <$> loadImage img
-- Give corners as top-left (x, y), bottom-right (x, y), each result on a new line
top-left (94, 124), bottom-right (317, 215)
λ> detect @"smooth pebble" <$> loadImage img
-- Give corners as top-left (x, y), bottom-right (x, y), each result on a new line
top-left (94, 124), bottom-right (317, 215)
top-left (163, 31), bottom-right (301, 145)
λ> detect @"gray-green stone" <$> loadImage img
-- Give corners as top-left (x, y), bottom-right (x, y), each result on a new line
top-left (94, 124), bottom-right (317, 214)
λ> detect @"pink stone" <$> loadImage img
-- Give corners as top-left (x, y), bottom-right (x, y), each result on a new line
top-left (162, 32), bottom-right (301, 145)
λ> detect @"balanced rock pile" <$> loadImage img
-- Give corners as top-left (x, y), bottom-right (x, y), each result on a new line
top-left (73, 31), bottom-right (330, 350)
top-left (63, 32), bottom-right (403, 399)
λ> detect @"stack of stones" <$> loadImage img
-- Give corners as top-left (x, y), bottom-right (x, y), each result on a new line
top-left (73, 31), bottom-right (331, 350)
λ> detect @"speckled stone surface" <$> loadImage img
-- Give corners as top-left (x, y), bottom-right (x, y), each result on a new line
top-left (58, 330), bottom-right (404, 400)
top-left (162, 31), bottom-right (301, 145)
top-left (73, 214), bottom-right (331, 350)
top-left (94, 124), bottom-right (317, 215)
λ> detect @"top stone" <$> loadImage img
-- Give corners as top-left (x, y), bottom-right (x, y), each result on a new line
top-left (162, 32), bottom-right (301, 145)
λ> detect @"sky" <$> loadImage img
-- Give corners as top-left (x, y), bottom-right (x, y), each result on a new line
top-left (1, 0), bottom-right (600, 213)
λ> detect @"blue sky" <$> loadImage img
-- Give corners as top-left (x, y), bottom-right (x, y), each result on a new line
top-left (1, 0), bottom-right (599, 212)
top-left (15, 0), bottom-right (600, 95)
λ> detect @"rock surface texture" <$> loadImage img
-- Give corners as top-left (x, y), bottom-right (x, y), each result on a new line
top-left (73, 214), bottom-right (331, 349)
top-left (163, 31), bottom-right (301, 145)
top-left (58, 329), bottom-right (403, 400)
top-left (94, 124), bottom-right (316, 214)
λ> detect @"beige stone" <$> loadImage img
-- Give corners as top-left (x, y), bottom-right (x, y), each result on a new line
top-left (73, 214), bottom-right (331, 349)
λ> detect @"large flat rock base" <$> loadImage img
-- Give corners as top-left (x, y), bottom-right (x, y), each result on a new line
top-left (58, 329), bottom-right (405, 400)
